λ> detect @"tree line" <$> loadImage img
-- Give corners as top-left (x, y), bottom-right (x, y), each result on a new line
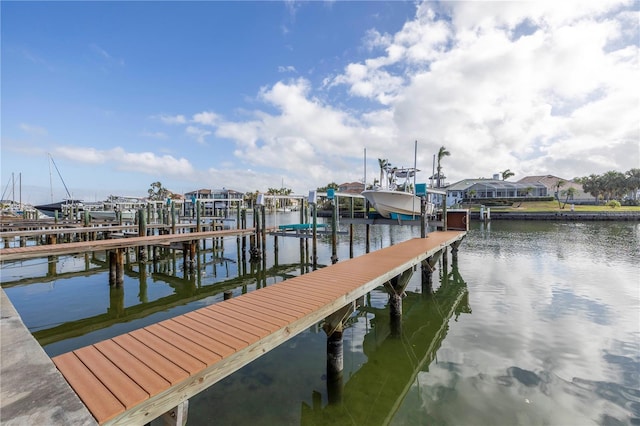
top-left (575, 169), bottom-right (640, 204)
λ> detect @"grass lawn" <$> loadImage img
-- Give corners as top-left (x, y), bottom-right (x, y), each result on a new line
top-left (463, 201), bottom-right (640, 213)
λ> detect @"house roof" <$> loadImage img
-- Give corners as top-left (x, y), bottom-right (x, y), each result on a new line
top-left (446, 178), bottom-right (547, 191)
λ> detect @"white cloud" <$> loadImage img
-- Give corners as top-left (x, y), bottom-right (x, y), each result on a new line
top-left (156, 114), bottom-right (187, 125)
top-left (54, 146), bottom-right (196, 178)
top-left (140, 130), bottom-right (168, 139)
top-left (192, 111), bottom-right (219, 126)
top-left (278, 65), bottom-right (297, 73)
top-left (133, 0), bottom-right (639, 193)
top-left (186, 126), bottom-right (211, 145)
top-left (19, 123), bottom-right (48, 136)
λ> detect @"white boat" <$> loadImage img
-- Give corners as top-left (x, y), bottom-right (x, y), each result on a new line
top-left (362, 166), bottom-right (435, 219)
top-left (85, 196), bottom-right (144, 221)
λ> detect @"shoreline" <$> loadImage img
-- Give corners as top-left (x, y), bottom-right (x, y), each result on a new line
top-left (469, 211), bottom-right (640, 221)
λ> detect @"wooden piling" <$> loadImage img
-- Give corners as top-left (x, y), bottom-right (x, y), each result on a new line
top-left (312, 203), bottom-right (318, 269)
top-left (108, 250), bottom-right (117, 286)
top-left (326, 328), bottom-right (344, 405)
top-left (331, 199), bottom-right (338, 264)
top-left (115, 249), bottom-right (124, 287)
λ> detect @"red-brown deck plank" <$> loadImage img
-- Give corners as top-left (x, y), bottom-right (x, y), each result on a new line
top-left (129, 329), bottom-right (206, 374)
top-left (172, 314), bottom-right (248, 352)
top-left (111, 334), bottom-right (189, 385)
top-left (224, 297), bottom-right (300, 322)
top-left (94, 340), bottom-right (171, 396)
top-left (52, 352), bottom-right (126, 424)
top-left (182, 311), bottom-right (260, 350)
top-left (144, 324), bottom-right (222, 366)
top-left (213, 303), bottom-right (289, 330)
top-left (161, 319), bottom-right (236, 359)
top-left (197, 307), bottom-right (271, 339)
top-left (74, 346), bottom-right (149, 409)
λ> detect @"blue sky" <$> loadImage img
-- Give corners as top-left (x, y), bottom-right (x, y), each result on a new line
top-left (2, 1), bottom-right (638, 205)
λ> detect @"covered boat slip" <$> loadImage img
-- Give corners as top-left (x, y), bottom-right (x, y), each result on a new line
top-left (51, 231), bottom-right (466, 425)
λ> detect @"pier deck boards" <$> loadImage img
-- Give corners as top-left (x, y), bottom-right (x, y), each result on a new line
top-left (0, 228), bottom-right (258, 262)
top-left (51, 231), bottom-right (465, 425)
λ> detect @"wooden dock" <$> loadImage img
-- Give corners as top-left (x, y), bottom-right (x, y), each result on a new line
top-left (0, 228), bottom-right (258, 262)
top-left (50, 231), bottom-right (465, 425)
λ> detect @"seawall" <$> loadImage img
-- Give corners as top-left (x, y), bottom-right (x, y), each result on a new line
top-left (470, 211), bottom-right (640, 221)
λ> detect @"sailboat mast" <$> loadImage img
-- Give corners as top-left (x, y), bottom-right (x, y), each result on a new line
top-left (49, 155), bottom-right (54, 203)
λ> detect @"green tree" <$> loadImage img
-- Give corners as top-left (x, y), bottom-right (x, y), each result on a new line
top-left (148, 181), bottom-right (170, 201)
top-left (561, 187), bottom-right (577, 209)
top-left (554, 179), bottom-right (565, 208)
top-left (501, 169), bottom-right (515, 180)
top-left (317, 182), bottom-right (339, 192)
top-left (601, 170), bottom-right (626, 201)
top-left (579, 174), bottom-right (604, 204)
top-left (625, 168), bottom-right (640, 201)
top-left (436, 146), bottom-right (450, 188)
top-left (377, 158), bottom-right (389, 188)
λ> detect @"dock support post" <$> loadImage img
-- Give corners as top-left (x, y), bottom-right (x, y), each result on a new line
top-left (160, 400), bottom-right (189, 426)
top-left (451, 239), bottom-right (462, 265)
top-left (349, 223), bottom-right (354, 258)
top-left (323, 303), bottom-right (354, 406)
top-left (389, 292), bottom-right (402, 337)
top-left (421, 197), bottom-right (428, 238)
top-left (326, 328), bottom-right (343, 405)
top-left (331, 199), bottom-right (338, 264)
top-left (138, 208), bottom-right (147, 261)
top-left (442, 196), bottom-right (448, 230)
top-left (274, 235), bottom-right (279, 263)
top-left (171, 202), bottom-right (176, 234)
top-left (115, 248), bottom-right (124, 287)
top-left (312, 202), bottom-right (317, 270)
top-left (365, 224), bottom-right (370, 253)
top-left (196, 200), bottom-right (201, 233)
top-left (384, 269), bottom-right (413, 337)
top-left (47, 255), bottom-right (57, 277)
top-left (261, 205), bottom-right (267, 261)
top-left (109, 250), bottom-right (117, 286)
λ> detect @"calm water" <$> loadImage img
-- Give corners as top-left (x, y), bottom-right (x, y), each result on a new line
top-left (2, 215), bottom-right (639, 425)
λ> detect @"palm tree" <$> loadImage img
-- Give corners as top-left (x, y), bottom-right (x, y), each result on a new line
top-left (561, 187), bottom-right (577, 209)
top-left (555, 180), bottom-right (565, 208)
top-left (501, 169), bottom-right (515, 181)
top-left (625, 168), bottom-right (640, 201)
top-left (377, 158), bottom-right (389, 188)
top-left (436, 146), bottom-right (450, 188)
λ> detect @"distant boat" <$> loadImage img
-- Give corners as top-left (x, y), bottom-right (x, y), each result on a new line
top-left (35, 154), bottom-right (83, 217)
top-left (35, 199), bottom-right (84, 217)
top-left (84, 196), bottom-right (144, 222)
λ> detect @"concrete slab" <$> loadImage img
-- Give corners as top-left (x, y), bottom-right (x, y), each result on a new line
top-left (1, 288), bottom-right (97, 425)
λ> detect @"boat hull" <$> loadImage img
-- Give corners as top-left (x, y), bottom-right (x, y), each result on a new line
top-left (362, 190), bottom-right (433, 218)
top-left (88, 209), bottom-right (136, 221)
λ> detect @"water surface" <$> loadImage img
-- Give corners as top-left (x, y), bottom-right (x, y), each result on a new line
top-left (2, 217), bottom-right (638, 425)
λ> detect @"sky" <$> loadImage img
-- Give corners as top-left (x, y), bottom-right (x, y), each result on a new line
top-left (1, 1), bottom-right (639, 205)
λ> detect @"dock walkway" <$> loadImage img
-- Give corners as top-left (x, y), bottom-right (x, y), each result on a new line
top-left (50, 231), bottom-right (465, 425)
top-left (0, 228), bottom-right (258, 262)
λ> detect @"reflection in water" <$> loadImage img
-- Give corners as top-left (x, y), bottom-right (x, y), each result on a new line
top-left (3, 234), bottom-right (320, 356)
top-left (300, 261), bottom-right (470, 425)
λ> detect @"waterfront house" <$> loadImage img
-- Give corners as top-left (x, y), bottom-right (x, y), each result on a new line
top-left (517, 175), bottom-right (592, 204)
top-left (338, 182), bottom-right (365, 194)
top-left (445, 176), bottom-right (548, 206)
top-left (184, 188), bottom-right (245, 216)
